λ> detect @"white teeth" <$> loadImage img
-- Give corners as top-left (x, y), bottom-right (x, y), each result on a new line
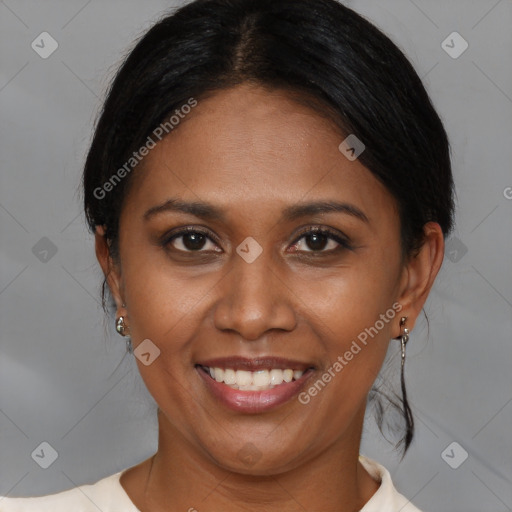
top-left (239, 384), bottom-right (260, 391)
top-left (283, 369), bottom-right (294, 383)
top-left (204, 366), bottom-right (305, 390)
top-left (223, 369), bottom-right (237, 385)
top-left (235, 370), bottom-right (252, 386)
top-left (270, 369), bottom-right (284, 385)
top-left (253, 370), bottom-right (270, 387)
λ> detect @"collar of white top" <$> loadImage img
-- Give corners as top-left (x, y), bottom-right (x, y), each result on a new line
top-left (107, 455), bottom-right (419, 512)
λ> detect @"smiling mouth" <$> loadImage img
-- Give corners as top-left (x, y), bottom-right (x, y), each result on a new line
top-left (196, 365), bottom-right (314, 391)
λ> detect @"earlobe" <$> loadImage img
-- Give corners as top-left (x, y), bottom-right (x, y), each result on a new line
top-left (397, 222), bottom-right (445, 331)
top-left (94, 226), bottom-right (124, 308)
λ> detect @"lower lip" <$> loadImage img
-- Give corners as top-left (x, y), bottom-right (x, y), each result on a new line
top-left (196, 367), bottom-right (313, 414)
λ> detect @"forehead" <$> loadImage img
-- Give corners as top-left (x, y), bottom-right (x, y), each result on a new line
top-left (123, 85), bottom-right (396, 225)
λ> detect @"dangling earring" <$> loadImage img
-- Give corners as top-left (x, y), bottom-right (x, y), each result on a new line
top-left (115, 316), bottom-right (128, 335)
top-left (116, 304), bottom-right (132, 353)
top-left (399, 316), bottom-right (410, 370)
top-left (398, 315), bottom-right (413, 450)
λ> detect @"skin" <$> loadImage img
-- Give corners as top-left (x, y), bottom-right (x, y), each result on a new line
top-left (96, 84), bottom-right (444, 511)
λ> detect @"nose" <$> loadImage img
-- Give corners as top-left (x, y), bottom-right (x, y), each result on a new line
top-left (213, 252), bottom-right (297, 341)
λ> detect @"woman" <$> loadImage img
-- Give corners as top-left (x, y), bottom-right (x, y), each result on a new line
top-left (0, 0), bottom-right (454, 510)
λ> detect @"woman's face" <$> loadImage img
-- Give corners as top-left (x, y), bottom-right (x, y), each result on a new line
top-left (105, 85), bottom-right (413, 474)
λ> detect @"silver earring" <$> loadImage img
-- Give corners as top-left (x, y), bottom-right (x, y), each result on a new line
top-left (115, 316), bottom-right (133, 353)
top-left (399, 316), bottom-right (409, 370)
top-left (115, 316), bottom-right (128, 336)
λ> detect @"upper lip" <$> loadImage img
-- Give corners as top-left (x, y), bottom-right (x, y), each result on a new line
top-left (196, 356), bottom-right (314, 372)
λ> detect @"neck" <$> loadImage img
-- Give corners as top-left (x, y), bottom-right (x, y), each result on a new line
top-left (121, 407), bottom-right (379, 512)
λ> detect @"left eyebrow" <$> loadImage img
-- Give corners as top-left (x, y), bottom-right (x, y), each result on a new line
top-left (281, 201), bottom-right (369, 224)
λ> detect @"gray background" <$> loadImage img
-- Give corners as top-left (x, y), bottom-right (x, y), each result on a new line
top-left (0, 1), bottom-right (511, 510)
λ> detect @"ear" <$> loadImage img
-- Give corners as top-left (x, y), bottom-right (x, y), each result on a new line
top-left (396, 222), bottom-right (445, 332)
top-left (95, 225), bottom-right (124, 310)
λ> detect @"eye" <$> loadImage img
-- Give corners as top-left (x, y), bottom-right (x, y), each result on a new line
top-left (161, 226), bottom-right (352, 255)
top-left (163, 227), bottom-right (221, 253)
top-left (289, 227), bottom-right (352, 253)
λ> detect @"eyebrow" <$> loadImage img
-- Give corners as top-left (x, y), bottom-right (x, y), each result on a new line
top-left (144, 198), bottom-right (226, 222)
top-left (282, 201), bottom-right (369, 223)
top-left (143, 198), bottom-right (369, 224)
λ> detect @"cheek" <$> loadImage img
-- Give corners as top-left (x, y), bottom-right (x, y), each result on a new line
top-left (310, 260), bottom-right (401, 345)
top-left (120, 245), bottom-right (212, 340)
top-left (312, 284), bottom-right (396, 396)
top-left (303, 249), bottom-right (402, 404)
top-left (119, 260), bottom-right (211, 419)
top-left (297, 271), bottom-right (401, 439)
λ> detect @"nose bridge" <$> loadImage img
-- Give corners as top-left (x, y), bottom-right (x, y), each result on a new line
top-left (213, 246), bottom-right (296, 339)
top-left (236, 250), bottom-right (276, 303)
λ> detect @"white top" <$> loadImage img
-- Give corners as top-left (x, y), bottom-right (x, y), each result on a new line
top-left (0, 456), bottom-right (421, 511)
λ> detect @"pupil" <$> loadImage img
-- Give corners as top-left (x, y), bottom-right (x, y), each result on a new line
top-left (184, 233), bottom-right (206, 250)
top-left (307, 233), bottom-right (327, 251)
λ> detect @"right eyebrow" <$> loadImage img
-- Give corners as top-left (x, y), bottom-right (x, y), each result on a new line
top-left (143, 198), bottom-right (226, 222)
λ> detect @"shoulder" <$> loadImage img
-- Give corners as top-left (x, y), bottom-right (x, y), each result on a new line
top-left (0, 471), bottom-right (139, 512)
top-left (359, 455), bottom-right (423, 512)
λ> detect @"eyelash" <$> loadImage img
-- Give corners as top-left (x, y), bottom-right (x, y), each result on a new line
top-left (161, 226), bottom-right (353, 255)
top-left (291, 226), bottom-right (353, 253)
